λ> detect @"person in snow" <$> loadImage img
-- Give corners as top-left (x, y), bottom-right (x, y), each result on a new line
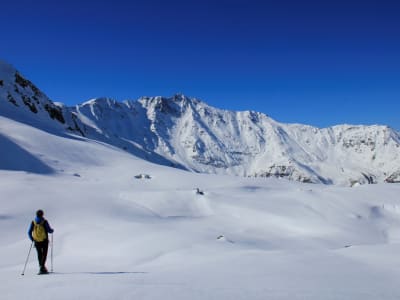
top-left (28, 209), bottom-right (54, 274)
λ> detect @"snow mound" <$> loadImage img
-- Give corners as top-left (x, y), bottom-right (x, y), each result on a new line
top-left (119, 190), bottom-right (213, 218)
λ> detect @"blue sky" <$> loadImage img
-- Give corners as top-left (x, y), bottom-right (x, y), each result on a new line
top-left (2, 0), bottom-right (400, 129)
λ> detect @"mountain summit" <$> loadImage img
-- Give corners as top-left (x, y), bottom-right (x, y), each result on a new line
top-left (1, 61), bottom-right (400, 185)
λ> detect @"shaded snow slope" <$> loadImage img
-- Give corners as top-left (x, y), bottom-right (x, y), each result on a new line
top-left (0, 131), bottom-right (54, 174)
top-left (1, 60), bottom-right (400, 185)
top-left (1, 116), bottom-right (400, 299)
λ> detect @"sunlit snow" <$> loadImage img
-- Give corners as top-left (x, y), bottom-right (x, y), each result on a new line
top-left (1, 116), bottom-right (400, 300)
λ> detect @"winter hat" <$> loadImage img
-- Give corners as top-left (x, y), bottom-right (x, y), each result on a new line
top-left (36, 209), bottom-right (44, 218)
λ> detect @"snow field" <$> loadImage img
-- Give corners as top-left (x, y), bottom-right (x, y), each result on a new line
top-left (1, 117), bottom-right (400, 299)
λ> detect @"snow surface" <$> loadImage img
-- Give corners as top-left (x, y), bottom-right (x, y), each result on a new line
top-left (1, 116), bottom-right (400, 300)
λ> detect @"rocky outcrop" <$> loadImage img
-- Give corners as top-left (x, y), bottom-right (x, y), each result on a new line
top-left (385, 171), bottom-right (400, 183)
top-left (0, 62), bottom-right (65, 125)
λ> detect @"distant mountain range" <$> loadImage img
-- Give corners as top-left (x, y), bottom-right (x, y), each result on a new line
top-left (1, 60), bottom-right (400, 185)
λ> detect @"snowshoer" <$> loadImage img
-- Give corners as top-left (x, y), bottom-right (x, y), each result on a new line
top-left (28, 209), bottom-right (54, 274)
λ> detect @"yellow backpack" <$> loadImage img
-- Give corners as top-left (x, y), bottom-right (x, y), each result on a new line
top-left (32, 220), bottom-right (47, 242)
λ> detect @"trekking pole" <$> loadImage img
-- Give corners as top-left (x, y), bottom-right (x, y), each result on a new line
top-left (50, 233), bottom-right (54, 273)
top-left (21, 241), bottom-right (34, 276)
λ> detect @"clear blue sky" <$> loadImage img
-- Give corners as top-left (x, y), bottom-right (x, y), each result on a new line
top-left (2, 0), bottom-right (400, 129)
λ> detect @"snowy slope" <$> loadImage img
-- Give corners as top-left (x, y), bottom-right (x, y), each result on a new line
top-left (0, 61), bottom-right (181, 169)
top-left (1, 116), bottom-right (400, 299)
top-left (1, 60), bottom-right (400, 186)
top-left (0, 60), bottom-right (65, 132)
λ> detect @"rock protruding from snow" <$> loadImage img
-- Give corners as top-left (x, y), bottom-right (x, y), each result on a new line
top-left (385, 170), bottom-right (400, 183)
top-left (134, 174), bottom-right (152, 179)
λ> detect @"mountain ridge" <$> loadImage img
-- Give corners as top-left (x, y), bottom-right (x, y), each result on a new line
top-left (1, 60), bottom-right (399, 185)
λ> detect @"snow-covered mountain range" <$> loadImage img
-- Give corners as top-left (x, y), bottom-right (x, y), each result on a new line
top-left (1, 60), bottom-right (400, 185)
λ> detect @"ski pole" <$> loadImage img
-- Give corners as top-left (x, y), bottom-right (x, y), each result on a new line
top-left (50, 233), bottom-right (54, 273)
top-left (21, 241), bottom-right (34, 276)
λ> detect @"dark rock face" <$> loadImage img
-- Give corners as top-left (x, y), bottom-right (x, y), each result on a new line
top-left (44, 104), bottom-right (65, 124)
top-left (21, 94), bottom-right (38, 113)
top-left (385, 171), bottom-right (400, 183)
top-left (254, 165), bottom-right (313, 183)
top-left (362, 173), bottom-right (377, 184)
top-left (14, 72), bottom-right (41, 96)
top-left (7, 92), bottom-right (18, 106)
top-left (0, 70), bottom-right (67, 124)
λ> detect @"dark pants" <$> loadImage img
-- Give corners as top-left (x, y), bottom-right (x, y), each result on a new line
top-left (34, 240), bottom-right (49, 269)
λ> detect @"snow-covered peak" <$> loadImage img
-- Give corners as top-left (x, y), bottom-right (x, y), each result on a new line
top-left (0, 61), bottom-right (66, 130)
top-left (137, 94), bottom-right (203, 118)
top-left (139, 93), bottom-right (199, 104)
top-left (81, 97), bottom-right (120, 107)
top-left (1, 59), bottom-right (400, 186)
